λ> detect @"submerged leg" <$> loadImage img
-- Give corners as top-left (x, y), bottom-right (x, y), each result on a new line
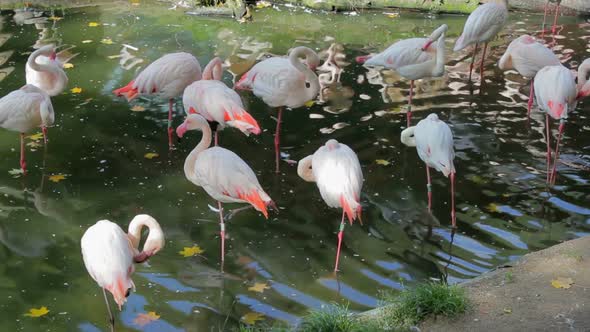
top-left (545, 114), bottom-right (552, 183)
top-left (450, 172), bottom-right (456, 228)
top-left (549, 120), bottom-right (565, 185)
top-left (426, 164), bottom-right (432, 212)
top-left (479, 42), bottom-right (488, 82)
top-left (527, 79), bottom-right (535, 117)
top-left (168, 99), bottom-right (174, 149)
top-left (214, 130), bottom-right (219, 146)
top-left (407, 80), bottom-right (414, 127)
top-left (42, 126), bottom-right (48, 144)
top-left (468, 43), bottom-right (479, 83)
top-left (274, 107), bottom-right (283, 174)
top-left (102, 288), bottom-right (115, 332)
top-left (334, 210), bottom-right (346, 272)
top-left (541, 1), bottom-right (548, 37)
top-left (20, 133), bottom-right (26, 174)
top-left (552, 4), bottom-right (560, 35)
top-left (218, 201), bottom-right (225, 262)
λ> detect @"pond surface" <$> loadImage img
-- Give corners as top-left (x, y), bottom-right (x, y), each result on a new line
top-left (0, 2), bottom-right (589, 331)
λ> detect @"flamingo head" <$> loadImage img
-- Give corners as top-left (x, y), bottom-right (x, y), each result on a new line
top-left (421, 39), bottom-right (434, 51)
top-left (49, 50), bottom-right (57, 61)
top-left (176, 113), bottom-right (208, 138)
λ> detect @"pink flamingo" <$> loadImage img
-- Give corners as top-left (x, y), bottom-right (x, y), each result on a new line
top-left (454, 0), bottom-right (509, 83)
top-left (183, 57), bottom-right (260, 146)
top-left (297, 139), bottom-right (363, 272)
top-left (541, 0), bottom-right (561, 37)
top-left (401, 113), bottom-right (456, 227)
top-left (498, 34), bottom-right (560, 116)
top-left (26, 45), bottom-right (68, 97)
top-left (113, 52), bottom-right (202, 148)
top-left (81, 215), bottom-right (165, 331)
top-left (357, 24), bottom-right (448, 127)
top-left (0, 85), bottom-right (54, 174)
top-left (235, 46), bottom-right (320, 173)
top-left (176, 113), bottom-right (274, 262)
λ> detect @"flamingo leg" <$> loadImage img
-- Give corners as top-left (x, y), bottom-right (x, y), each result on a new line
top-left (42, 126), bottom-right (48, 144)
top-left (407, 80), bottom-right (414, 127)
top-left (218, 201), bottom-right (225, 262)
top-left (541, 1), bottom-right (548, 37)
top-left (527, 79), bottom-right (535, 117)
top-left (20, 133), bottom-right (26, 175)
top-left (451, 172), bottom-right (456, 228)
top-left (168, 99), bottom-right (174, 149)
top-left (274, 107), bottom-right (283, 174)
top-left (468, 43), bottom-right (479, 83)
top-left (552, 3), bottom-right (560, 35)
top-left (334, 210), bottom-right (346, 272)
top-left (214, 130), bottom-right (219, 146)
top-left (102, 288), bottom-right (115, 332)
top-left (426, 164), bottom-right (432, 212)
top-left (545, 114), bottom-right (552, 183)
top-left (549, 120), bottom-right (565, 185)
top-left (479, 42), bottom-right (488, 82)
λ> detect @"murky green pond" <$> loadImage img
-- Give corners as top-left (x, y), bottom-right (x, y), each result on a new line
top-left (0, 2), bottom-right (589, 331)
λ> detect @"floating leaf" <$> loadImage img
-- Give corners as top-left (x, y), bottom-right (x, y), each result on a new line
top-left (375, 159), bottom-right (390, 166)
top-left (486, 203), bottom-right (499, 213)
top-left (304, 100), bottom-right (315, 107)
top-left (24, 306), bottom-right (49, 318)
top-left (551, 277), bottom-right (573, 289)
top-left (144, 152), bottom-right (159, 159)
top-left (48, 174), bottom-right (67, 183)
top-left (47, 16), bottom-right (62, 21)
top-left (178, 245), bottom-right (204, 257)
top-left (8, 168), bottom-right (24, 177)
top-left (131, 105), bottom-right (145, 112)
top-left (101, 38), bottom-right (114, 45)
top-left (88, 22), bottom-right (99, 27)
top-left (82, 40), bottom-right (93, 44)
top-left (248, 282), bottom-right (271, 293)
top-left (241, 312), bottom-right (265, 325)
top-left (62, 63), bottom-right (74, 69)
top-left (256, 1), bottom-right (271, 8)
top-left (27, 132), bottom-right (44, 141)
top-left (70, 87), bottom-right (82, 94)
top-left (133, 311), bottom-right (160, 327)
top-left (503, 307), bottom-right (512, 314)
top-left (27, 141), bottom-right (42, 149)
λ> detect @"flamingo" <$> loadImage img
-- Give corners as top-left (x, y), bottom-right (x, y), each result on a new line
top-left (81, 215), bottom-right (165, 331)
top-left (0, 84), bottom-right (54, 174)
top-left (541, 0), bottom-right (561, 36)
top-left (498, 34), bottom-right (560, 116)
top-left (176, 113), bottom-right (274, 262)
top-left (235, 46), bottom-right (320, 173)
top-left (357, 24), bottom-right (448, 127)
top-left (25, 44), bottom-right (68, 97)
top-left (401, 113), bottom-right (456, 227)
top-left (183, 57), bottom-right (261, 146)
top-left (297, 139), bottom-right (363, 272)
top-left (454, 0), bottom-right (509, 83)
top-left (113, 52), bottom-right (202, 148)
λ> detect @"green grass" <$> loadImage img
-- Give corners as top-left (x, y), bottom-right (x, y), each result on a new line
top-left (298, 303), bottom-right (380, 332)
top-left (504, 271), bottom-right (514, 283)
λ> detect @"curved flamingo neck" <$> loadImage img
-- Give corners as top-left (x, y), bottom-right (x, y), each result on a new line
top-left (127, 215), bottom-right (161, 250)
top-left (184, 116), bottom-right (212, 181)
top-left (27, 47), bottom-right (57, 74)
top-left (432, 32), bottom-right (446, 76)
top-left (289, 47), bottom-right (320, 100)
top-left (577, 59), bottom-right (590, 98)
top-left (202, 57), bottom-right (223, 80)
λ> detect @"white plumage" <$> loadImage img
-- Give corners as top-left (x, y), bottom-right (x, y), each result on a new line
top-left (25, 45), bottom-right (68, 97)
top-left (498, 35), bottom-right (560, 78)
top-left (0, 84), bottom-right (54, 133)
top-left (534, 65), bottom-right (577, 120)
top-left (454, 1), bottom-right (509, 52)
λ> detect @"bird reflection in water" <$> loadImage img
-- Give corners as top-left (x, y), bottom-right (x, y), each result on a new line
top-left (317, 43), bottom-right (354, 114)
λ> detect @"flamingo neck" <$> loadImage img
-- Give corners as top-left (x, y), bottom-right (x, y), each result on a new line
top-left (184, 118), bottom-right (212, 182)
top-left (202, 57), bottom-right (223, 80)
top-left (297, 155), bottom-right (315, 182)
top-left (27, 47), bottom-right (58, 74)
top-left (400, 127), bottom-right (417, 147)
top-left (127, 214), bottom-right (164, 256)
top-left (432, 32), bottom-right (446, 77)
top-left (576, 59), bottom-right (590, 98)
top-left (289, 48), bottom-right (320, 101)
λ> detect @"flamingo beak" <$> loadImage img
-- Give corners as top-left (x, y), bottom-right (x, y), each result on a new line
top-left (50, 51), bottom-right (57, 61)
top-left (421, 39), bottom-right (434, 51)
top-left (176, 122), bottom-right (188, 138)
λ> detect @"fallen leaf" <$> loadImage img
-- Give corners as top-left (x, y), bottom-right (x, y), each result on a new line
top-left (304, 100), bottom-right (315, 107)
top-left (88, 22), bottom-right (99, 27)
top-left (107, 54), bottom-right (122, 59)
top-left (101, 38), bottom-right (114, 45)
top-left (248, 282), bottom-right (271, 293)
top-left (27, 141), bottom-right (42, 148)
top-left (70, 87), bottom-right (82, 94)
top-left (133, 311), bottom-right (159, 327)
top-left (144, 152), bottom-right (159, 159)
top-left (486, 203), bottom-right (499, 213)
top-left (8, 168), bottom-right (24, 177)
top-left (62, 63), bottom-right (74, 69)
top-left (24, 306), bottom-right (49, 317)
top-left (131, 105), bottom-right (146, 112)
top-left (48, 174), bottom-right (67, 183)
top-left (27, 132), bottom-right (44, 141)
top-left (551, 277), bottom-right (573, 289)
top-left (256, 1), bottom-right (271, 8)
top-left (241, 312), bottom-right (265, 325)
top-left (178, 245), bottom-right (204, 257)
top-left (375, 159), bottom-right (390, 166)
top-left (47, 16), bottom-right (62, 21)
top-left (503, 307), bottom-right (512, 314)
top-left (82, 40), bottom-right (93, 44)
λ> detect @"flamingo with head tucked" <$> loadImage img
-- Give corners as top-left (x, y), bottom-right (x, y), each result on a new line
top-left (498, 34), bottom-right (560, 116)
top-left (81, 214), bottom-right (165, 331)
top-left (401, 113), bottom-right (456, 227)
top-left (176, 113), bottom-right (274, 262)
top-left (26, 45), bottom-right (68, 96)
top-left (297, 139), bottom-right (363, 272)
top-left (357, 24), bottom-right (448, 127)
top-left (113, 52), bottom-right (202, 148)
top-left (183, 57), bottom-right (260, 146)
top-left (0, 84), bottom-right (54, 174)
top-left (454, 0), bottom-right (509, 83)
top-left (235, 46), bottom-right (320, 173)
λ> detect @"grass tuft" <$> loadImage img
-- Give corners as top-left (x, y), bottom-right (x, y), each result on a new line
top-left (298, 303), bottom-right (378, 332)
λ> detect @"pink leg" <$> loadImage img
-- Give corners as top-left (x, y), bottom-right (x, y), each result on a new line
top-left (549, 120), bottom-right (565, 185)
top-left (20, 133), bottom-right (26, 174)
top-left (334, 210), bottom-right (346, 272)
top-left (274, 107), bottom-right (283, 174)
top-left (218, 201), bottom-right (225, 262)
top-left (527, 79), bottom-right (534, 117)
top-left (407, 80), bottom-right (414, 127)
top-left (545, 114), bottom-right (552, 183)
top-left (479, 42), bottom-right (488, 82)
top-left (552, 4), bottom-right (560, 35)
top-left (468, 43), bottom-right (479, 83)
top-left (168, 99), bottom-right (174, 149)
top-left (426, 164), bottom-right (432, 212)
top-left (451, 172), bottom-right (456, 228)
top-left (42, 126), bottom-right (48, 144)
top-left (214, 130), bottom-right (219, 146)
top-left (541, 1), bottom-right (548, 38)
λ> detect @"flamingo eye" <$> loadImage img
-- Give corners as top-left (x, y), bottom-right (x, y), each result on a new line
top-left (305, 82), bottom-right (311, 88)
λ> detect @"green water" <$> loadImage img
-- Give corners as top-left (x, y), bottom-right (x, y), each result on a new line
top-left (0, 2), bottom-right (589, 331)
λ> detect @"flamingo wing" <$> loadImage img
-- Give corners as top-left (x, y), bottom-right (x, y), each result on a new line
top-left (134, 52), bottom-right (201, 99)
top-left (245, 58), bottom-right (302, 107)
top-left (415, 114), bottom-right (455, 177)
top-left (0, 86), bottom-right (50, 133)
top-left (454, 3), bottom-right (508, 51)
top-left (365, 38), bottom-right (432, 70)
top-left (534, 65), bottom-right (577, 120)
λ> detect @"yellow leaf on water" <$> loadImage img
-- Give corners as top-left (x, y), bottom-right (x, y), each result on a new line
top-left (82, 40), bottom-right (93, 44)
top-left (256, 1), bottom-right (271, 8)
top-left (133, 311), bottom-right (160, 327)
top-left (241, 312), bottom-right (265, 325)
top-left (178, 245), bottom-right (204, 257)
top-left (62, 63), bottom-right (74, 69)
top-left (71, 87), bottom-right (82, 94)
top-left (144, 152), bottom-right (159, 159)
top-left (88, 22), bottom-right (99, 27)
top-left (486, 203), bottom-right (499, 213)
top-left (551, 277), bottom-right (573, 289)
top-left (503, 307), bottom-right (512, 314)
top-left (27, 141), bottom-right (42, 149)
top-left (375, 159), bottom-right (390, 166)
top-left (248, 282), bottom-right (271, 293)
top-left (24, 306), bottom-right (49, 317)
top-left (27, 132), bottom-right (44, 141)
top-left (101, 38), bottom-right (114, 45)
top-left (48, 174), bottom-right (67, 183)
top-left (131, 105), bottom-right (146, 112)
top-left (304, 100), bottom-right (315, 107)
top-left (48, 16), bottom-right (62, 21)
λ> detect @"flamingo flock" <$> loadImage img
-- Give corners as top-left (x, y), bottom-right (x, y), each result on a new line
top-left (1, 2), bottom-right (589, 328)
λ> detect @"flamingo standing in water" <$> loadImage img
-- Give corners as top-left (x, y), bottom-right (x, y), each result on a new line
top-left (235, 46), bottom-right (320, 173)
top-left (81, 215), bottom-right (165, 331)
top-left (176, 114), bottom-right (274, 262)
top-left (454, 0), bottom-right (509, 83)
top-left (297, 140), bottom-right (363, 272)
top-left (401, 113), bottom-right (456, 227)
top-left (541, 0), bottom-right (561, 36)
top-left (357, 24), bottom-right (448, 127)
top-left (498, 34), bottom-right (560, 116)
top-left (113, 52), bottom-right (202, 148)
top-left (26, 45), bottom-right (68, 96)
top-left (0, 85), bottom-right (54, 174)
top-left (183, 57), bottom-right (261, 146)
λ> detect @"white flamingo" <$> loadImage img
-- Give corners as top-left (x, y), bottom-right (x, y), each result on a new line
top-left (0, 84), bottom-right (54, 174)
top-left (498, 34), bottom-right (560, 116)
top-left (235, 46), bottom-right (320, 173)
top-left (183, 57), bottom-right (260, 146)
top-left (357, 24), bottom-right (448, 127)
top-left (401, 113), bottom-right (456, 227)
top-left (113, 52), bottom-right (202, 148)
top-left (81, 215), bottom-right (164, 330)
top-left (454, 0), bottom-right (509, 83)
top-left (25, 45), bottom-right (68, 97)
top-left (297, 139), bottom-right (363, 272)
top-left (176, 113), bottom-right (274, 262)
